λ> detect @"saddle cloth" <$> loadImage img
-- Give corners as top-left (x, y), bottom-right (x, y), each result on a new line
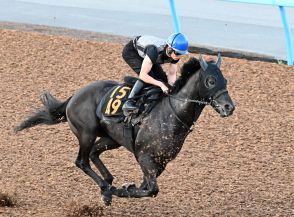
top-left (96, 80), bottom-right (163, 124)
top-left (96, 84), bottom-right (131, 122)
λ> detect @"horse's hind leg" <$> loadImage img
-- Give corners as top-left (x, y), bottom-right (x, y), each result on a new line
top-left (90, 137), bottom-right (121, 185)
top-left (75, 130), bottom-right (113, 205)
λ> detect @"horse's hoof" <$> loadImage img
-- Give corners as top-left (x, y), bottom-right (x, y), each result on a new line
top-left (101, 194), bottom-right (112, 206)
top-left (101, 187), bottom-right (113, 206)
top-left (122, 183), bottom-right (136, 191)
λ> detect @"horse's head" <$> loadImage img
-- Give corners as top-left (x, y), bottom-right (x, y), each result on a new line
top-left (198, 54), bottom-right (235, 117)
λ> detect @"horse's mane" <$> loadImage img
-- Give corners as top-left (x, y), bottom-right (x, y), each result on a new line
top-left (171, 57), bottom-right (201, 94)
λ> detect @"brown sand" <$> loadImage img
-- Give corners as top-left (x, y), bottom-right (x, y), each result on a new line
top-left (0, 27), bottom-right (293, 217)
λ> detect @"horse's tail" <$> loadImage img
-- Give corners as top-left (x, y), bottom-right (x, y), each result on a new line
top-left (15, 91), bottom-right (72, 132)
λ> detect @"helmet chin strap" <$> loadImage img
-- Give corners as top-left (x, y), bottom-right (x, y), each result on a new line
top-left (166, 46), bottom-right (173, 57)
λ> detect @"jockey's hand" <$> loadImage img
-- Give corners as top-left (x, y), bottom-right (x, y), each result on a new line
top-left (160, 83), bottom-right (169, 95)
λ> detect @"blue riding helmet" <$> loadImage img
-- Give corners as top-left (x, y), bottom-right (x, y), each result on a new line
top-left (166, 33), bottom-right (189, 55)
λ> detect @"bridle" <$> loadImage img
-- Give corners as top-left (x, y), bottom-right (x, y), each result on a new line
top-left (167, 52), bottom-right (228, 134)
top-left (167, 87), bottom-right (228, 132)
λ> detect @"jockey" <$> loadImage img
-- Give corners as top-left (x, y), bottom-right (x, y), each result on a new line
top-left (122, 32), bottom-right (189, 114)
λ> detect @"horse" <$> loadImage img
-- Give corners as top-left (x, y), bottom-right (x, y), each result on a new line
top-left (15, 54), bottom-right (235, 206)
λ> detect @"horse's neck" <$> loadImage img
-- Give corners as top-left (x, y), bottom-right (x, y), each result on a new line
top-left (173, 70), bottom-right (205, 126)
top-left (178, 69), bottom-right (201, 98)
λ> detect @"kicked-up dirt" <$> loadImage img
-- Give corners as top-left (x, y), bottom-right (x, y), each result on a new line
top-left (0, 25), bottom-right (293, 216)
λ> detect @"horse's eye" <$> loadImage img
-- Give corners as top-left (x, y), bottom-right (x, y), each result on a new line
top-left (209, 80), bottom-right (215, 85)
top-left (205, 76), bottom-right (216, 88)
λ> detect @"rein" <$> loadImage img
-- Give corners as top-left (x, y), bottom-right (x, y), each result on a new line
top-left (167, 88), bottom-right (227, 132)
top-left (167, 94), bottom-right (209, 133)
top-left (168, 96), bottom-right (191, 131)
top-left (167, 94), bottom-right (211, 105)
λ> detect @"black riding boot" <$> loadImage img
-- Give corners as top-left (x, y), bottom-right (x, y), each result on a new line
top-left (122, 79), bottom-right (145, 115)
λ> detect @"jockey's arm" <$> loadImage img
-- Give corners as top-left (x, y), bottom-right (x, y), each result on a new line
top-left (139, 55), bottom-right (165, 89)
top-left (168, 63), bottom-right (177, 85)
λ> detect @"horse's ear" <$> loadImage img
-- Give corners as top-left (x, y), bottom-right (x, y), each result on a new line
top-left (215, 53), bottom-right (222, 68)
top-left (199, 54), bottom-right (208, 71)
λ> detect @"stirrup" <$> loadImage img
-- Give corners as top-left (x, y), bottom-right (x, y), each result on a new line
top-left (123, 107), bottom-right (139, 117)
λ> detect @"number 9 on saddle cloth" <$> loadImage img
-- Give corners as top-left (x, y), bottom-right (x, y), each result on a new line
top-left (96, 76), bottom-right (163, 125)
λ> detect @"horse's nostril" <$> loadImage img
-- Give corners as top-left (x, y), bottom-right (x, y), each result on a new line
top-left (225, 104), bottom-right (234, 113)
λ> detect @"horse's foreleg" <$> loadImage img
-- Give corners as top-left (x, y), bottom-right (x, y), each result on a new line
top-left (75, 132), bottom-right (112, 205)
top-left (113, 154), bottom-right (160, 198)
top-left (139, 165), bottom-right (165, 190)
top-left (90, 137), bottom-right (121, 185)
top-left (139, 177), bottom-right (148, 190)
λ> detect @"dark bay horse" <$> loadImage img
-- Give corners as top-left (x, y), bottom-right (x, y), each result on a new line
top-left (15, 54), bottom-right (235, 205)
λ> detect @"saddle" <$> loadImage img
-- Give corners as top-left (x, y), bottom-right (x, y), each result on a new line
top-left (96, 76), bottom-right (163, 125)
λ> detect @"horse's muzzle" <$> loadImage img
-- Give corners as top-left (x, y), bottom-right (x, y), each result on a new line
top-left (211, 91), bottom-right (235, 117)
top-left (222, 103), bottom-right (235, 117)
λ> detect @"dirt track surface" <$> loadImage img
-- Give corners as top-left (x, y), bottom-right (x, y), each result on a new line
top-left (0, 28), bottom-right (293, 217)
